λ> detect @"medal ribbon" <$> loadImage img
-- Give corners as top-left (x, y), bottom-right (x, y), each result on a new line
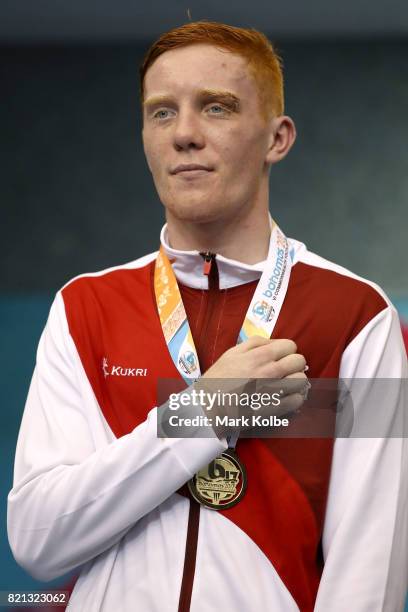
top-left (154, 221), bottom-right (294, 445)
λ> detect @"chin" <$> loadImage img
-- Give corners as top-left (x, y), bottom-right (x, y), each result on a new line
top-left (162, 193), bottom-right (228, 224)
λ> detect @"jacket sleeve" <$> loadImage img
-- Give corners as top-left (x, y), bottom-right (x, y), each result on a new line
top-left (7, 292), bottom-right (226, 582)
top-left (314, 304), bottom-right (408, 611)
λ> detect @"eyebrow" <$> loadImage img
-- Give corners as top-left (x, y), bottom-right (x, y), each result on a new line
top-left (200, 89), bottom-right (241, 111)
top-left (143, 89), bottom-right (241, 111)
top-left (143, 95), bottom-right (174, 109)
top-left (199, 89), bottom-right (240, 109)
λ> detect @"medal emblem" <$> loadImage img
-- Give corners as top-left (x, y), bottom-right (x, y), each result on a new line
top-left (188, 449), bottom-right (247, 510)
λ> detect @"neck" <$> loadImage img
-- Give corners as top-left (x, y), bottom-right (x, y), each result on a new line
top-left (165, 207), bottom-right (272, 264)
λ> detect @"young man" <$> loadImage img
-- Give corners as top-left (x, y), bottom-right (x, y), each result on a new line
top-left (8, 22), bottom-right (407, 611)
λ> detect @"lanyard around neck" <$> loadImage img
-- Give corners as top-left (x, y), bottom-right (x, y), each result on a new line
top-left (154, 222), bottom-right (294, 385)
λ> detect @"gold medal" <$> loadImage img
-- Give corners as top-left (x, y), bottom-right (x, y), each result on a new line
top-left (187, 449), bottom-right (247, 510)
top-left (155, 223), bottom-right (292, 510)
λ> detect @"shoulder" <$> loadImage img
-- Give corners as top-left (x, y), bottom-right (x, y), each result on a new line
top-left (62, 251), bottom-right (158, 289)
top-left (289, 237), bottom-right (390, 308)
top-left (59, 251), bottom-right (158, 301)
top-left (287, 238), bottom-right (393, 347)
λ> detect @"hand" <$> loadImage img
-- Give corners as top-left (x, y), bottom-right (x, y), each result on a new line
top-left (202, 336), bottom-right (306, 380)
top-left (196, 336), bottom-right (309, 438)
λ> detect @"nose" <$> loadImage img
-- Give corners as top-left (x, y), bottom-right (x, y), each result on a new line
top-left (173, 109), bottom-right (205, 152)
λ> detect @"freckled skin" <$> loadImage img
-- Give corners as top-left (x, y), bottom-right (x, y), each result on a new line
top-left (142, 44), bottom-right (282, 226)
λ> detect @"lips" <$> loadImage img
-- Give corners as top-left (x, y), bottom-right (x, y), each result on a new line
top-left (171, 164), bottom-right (213, 175)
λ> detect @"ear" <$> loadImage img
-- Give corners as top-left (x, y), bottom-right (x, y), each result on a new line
top-left (265, 115), bottom-right (297, 166)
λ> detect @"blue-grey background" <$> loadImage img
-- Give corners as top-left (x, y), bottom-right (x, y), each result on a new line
top-left (1, 1), bottom-right (407, 608)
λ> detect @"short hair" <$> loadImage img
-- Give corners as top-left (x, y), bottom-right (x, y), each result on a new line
top-left (139, 21), bottom-right (284, 119)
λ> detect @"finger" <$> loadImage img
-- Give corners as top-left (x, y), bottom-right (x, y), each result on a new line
top-left (258, 353), bottom-right (307, 378)
top-left (253, 338), bottom-right (297, 361)
top-left (239, 337), bottom-right (298, 360)
top-left (285, 371), bottom-right (308, 379)
top-left (277, 392), bottom-right (305, 415)
top-left (282, 372), bottom-right (310, 394)
top-left (257, 374), bottom-right (308, 397)
top-left (235, 335), bottom-right (273, 352)
top-left (248, 340), bottom-right (298, 367)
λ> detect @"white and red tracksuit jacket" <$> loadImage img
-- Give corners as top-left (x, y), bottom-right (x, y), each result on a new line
top-left (7, 226), bottom-right (408, 611)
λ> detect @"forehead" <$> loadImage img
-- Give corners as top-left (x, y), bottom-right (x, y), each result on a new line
top-left (143, 43), bottom-right (255, 98)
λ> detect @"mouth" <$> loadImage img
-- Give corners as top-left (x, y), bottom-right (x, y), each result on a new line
top-left (171, 164), bottom-right (214, 176)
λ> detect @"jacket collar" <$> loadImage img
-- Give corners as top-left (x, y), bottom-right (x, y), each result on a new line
top-left (160, 223), bottom-right (271, 290)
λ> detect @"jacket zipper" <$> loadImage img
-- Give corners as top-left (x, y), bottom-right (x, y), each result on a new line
top-left (201, 251), bottom-right (216, 277)
top-left (196, 252), bottom-right (219, 354)
top-left (178, 251), bottom-right (218, 612)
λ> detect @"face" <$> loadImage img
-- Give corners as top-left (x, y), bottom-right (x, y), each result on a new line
top-left (142, 44), bottom-right (277, 224)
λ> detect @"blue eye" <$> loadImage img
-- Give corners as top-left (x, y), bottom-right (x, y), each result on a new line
top-left (154, 109), bottom-right (173, 120)
top-left (208, 105), bottom-right (224, 114)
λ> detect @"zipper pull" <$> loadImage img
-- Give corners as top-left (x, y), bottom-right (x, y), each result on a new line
top-left (200, 251), bottom-right (216, 276)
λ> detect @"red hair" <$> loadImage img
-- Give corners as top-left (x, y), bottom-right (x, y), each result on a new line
top-left (139, 21), bottom-right (284, 118)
